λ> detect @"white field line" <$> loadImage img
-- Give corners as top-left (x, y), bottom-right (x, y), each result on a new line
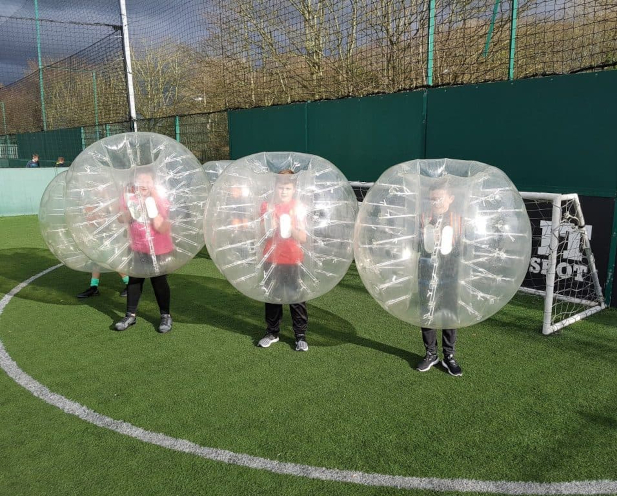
top-left (1, 265), bottom-right (616, 495)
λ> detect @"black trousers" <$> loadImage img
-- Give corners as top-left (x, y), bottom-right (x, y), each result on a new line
top-left (127, 275), bottom-right (170, 315)
top-left (421, 327), bottom-right (457, 356)
top-left (263, 262), bottom-right (308, 339)
top-left (265, 302), bottom-right (308, 340)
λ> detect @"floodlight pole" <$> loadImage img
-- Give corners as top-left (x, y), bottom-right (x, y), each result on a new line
top-left (119, 0), bottom-right (138, 132)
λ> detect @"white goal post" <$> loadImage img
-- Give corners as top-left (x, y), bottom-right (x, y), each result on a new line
top-left (349, 182), bottom-right (607, 335)
top-left (518, 192), bottom-right (606, 334)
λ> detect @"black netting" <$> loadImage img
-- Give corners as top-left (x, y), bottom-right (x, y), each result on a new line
top-left (1, 0), bottom-right (616, 161)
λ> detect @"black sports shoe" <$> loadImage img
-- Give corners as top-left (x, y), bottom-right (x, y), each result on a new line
top-left (416, 353), bottom-right (439, 372)
top-left (115, 313), bottom-right (136, 331)
top-left (158, 314), bottom-right (172, 333)
top-left (120, 286), bottom-right (128, 297)
top-left (442, 354), bottom-right (462, 377)
top-left (77, 286), bottom-right (100, 298)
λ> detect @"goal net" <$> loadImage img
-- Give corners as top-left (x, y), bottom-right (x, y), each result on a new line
top-left (350, 183), bottom-right (606, 335)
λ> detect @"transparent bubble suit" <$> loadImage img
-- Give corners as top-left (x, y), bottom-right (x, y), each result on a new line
top-left (65, 133), bottom-right (210, 278)
top-left (205, 152), bottom-right (358, 304)
top-left (203, 160), bottom-right (234, 186)
top-left (354, 159), bottom-right (532, 329)
top-left (38, 170), bottom-right (110, 273)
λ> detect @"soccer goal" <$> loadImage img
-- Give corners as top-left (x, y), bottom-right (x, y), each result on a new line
top-left (350, 182), bottom-right (606, 335)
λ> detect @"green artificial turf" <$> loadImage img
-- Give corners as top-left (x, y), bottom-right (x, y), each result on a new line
top-left (1, 215), bottom-right (616, 496)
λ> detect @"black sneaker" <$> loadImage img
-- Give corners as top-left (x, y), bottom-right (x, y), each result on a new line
top-left (120, 286), bottom-right (128, 297)
top-left (442, 354), bottom-right (462, 377)
top-left (416, 353), bottom-right (439, 372)
top-left (158, 314), bottom-right (172, 333)
top-left (77, 286), bottom-right (100, 298)
top-left (115, 313), bottom-right (136, 331)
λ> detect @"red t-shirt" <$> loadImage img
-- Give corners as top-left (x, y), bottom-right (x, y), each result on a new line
top-left (260, 200), bottom-right (305, 265)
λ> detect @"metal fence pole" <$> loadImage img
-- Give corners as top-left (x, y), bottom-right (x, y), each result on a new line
top-left (427, 0), bottom-right (436, 86)
top-left (483, 0), bottom-right (501, 58)
top-left (93, 71), bottom-right (100, 140)
top-left (1, 102), bottom-right (8, 148)
top-left (508, 0), bottom-right (519, 80)
top-left (34, 0), bottom-right (47, 131)
top-left (175, 115), bottom-right (180, 142)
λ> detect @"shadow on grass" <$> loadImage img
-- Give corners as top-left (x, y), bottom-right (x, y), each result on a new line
top-left (0, 248), bottom-right (418, 367)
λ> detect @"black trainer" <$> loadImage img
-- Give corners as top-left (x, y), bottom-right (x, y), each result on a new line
top-left (77, 286), bottom-right (100, 298)
top-left (416, 352), bottom-right (439, 372)
top-left (115, 313), bottom-right (136, 331)
top-left (295, 338), bottom-right (309, 352)
top-left (442, 354), bottom-right (462, 377)
top-left (120, 286), bottom-right (128, 297)
top-left (158, 314), bottom-right (173, 333)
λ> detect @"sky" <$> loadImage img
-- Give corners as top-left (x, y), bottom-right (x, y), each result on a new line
top-left (0, 0), bottom-right (199, 86)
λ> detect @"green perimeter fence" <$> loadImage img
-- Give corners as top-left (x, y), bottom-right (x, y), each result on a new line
top-left (0, 112), bottom-right (229, 168)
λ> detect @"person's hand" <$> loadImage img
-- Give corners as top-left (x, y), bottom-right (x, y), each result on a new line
top-left (152, 214), bottom-right (171, 234)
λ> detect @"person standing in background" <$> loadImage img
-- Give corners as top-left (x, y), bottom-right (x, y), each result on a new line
top-left (26, 154), bottom-right (39, 167)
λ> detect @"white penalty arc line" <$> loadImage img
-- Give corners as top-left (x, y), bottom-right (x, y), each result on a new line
top-left (1, 265), bottom-right (616, 495)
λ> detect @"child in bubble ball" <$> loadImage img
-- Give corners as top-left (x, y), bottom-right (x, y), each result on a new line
top-left (257, 170), bottom-right (309, 351)
top-left (416, 180), bottom-right (463, 376)
top-left (114, 171), bottom-right (174, 334)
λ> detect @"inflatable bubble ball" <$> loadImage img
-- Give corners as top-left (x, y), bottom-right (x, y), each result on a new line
top-left (203, 160), bottom-right (234, 186)
top-left (64, 132), bottom-right (210, 278)
top-left (38, 170), bottom-right (111, 273)
top-left (354, 158), bottom-right (532, 329)
top-left (204, 152), bottom-right (358, 304)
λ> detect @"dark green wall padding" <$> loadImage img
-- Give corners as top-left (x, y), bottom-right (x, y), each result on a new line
top-left (229, 103), bottom-right (308, 159)
top-left (426, 72), bottom-right (617, 197)
top-left (17, 127), bottom-right (83, 163)
top-left (307, 93), bottom-right (426, 181)
top-left (229, 71), bottom-right (617, 197)
top-left (229, 93), bottom-right (427, 182)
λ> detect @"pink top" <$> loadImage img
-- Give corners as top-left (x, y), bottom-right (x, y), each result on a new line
top-left (121, 192), bottom-right (174, 255)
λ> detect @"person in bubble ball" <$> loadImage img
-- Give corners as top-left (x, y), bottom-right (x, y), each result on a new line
top-left (114, 171), bottom-right (174, 334)
top-left (415, 180), bottom-right (463, 376)
top-left (257, 170), bottom-right (309, 352)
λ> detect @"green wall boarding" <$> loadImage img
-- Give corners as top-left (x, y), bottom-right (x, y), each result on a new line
top-left (229, 103), bottom-right (308, 158)
top-left (307, 92), bottom-right (426, 181)
top-left (229, 71), bottom-right (617, 195)
top-left (16, 128), bottom-right (83, 163)
top-left (229, 93), bottom-right (427, 182)
top-left (426, 72), bottom-right (617, 197)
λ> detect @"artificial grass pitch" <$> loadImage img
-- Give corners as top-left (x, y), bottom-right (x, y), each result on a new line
top-left (1, 215), bottom-right (617, 496)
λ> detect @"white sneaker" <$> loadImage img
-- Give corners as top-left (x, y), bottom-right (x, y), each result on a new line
top-left (295, 339), bottom-right (309, 352)
top-left (258, 333), bottom-right (279, 347)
